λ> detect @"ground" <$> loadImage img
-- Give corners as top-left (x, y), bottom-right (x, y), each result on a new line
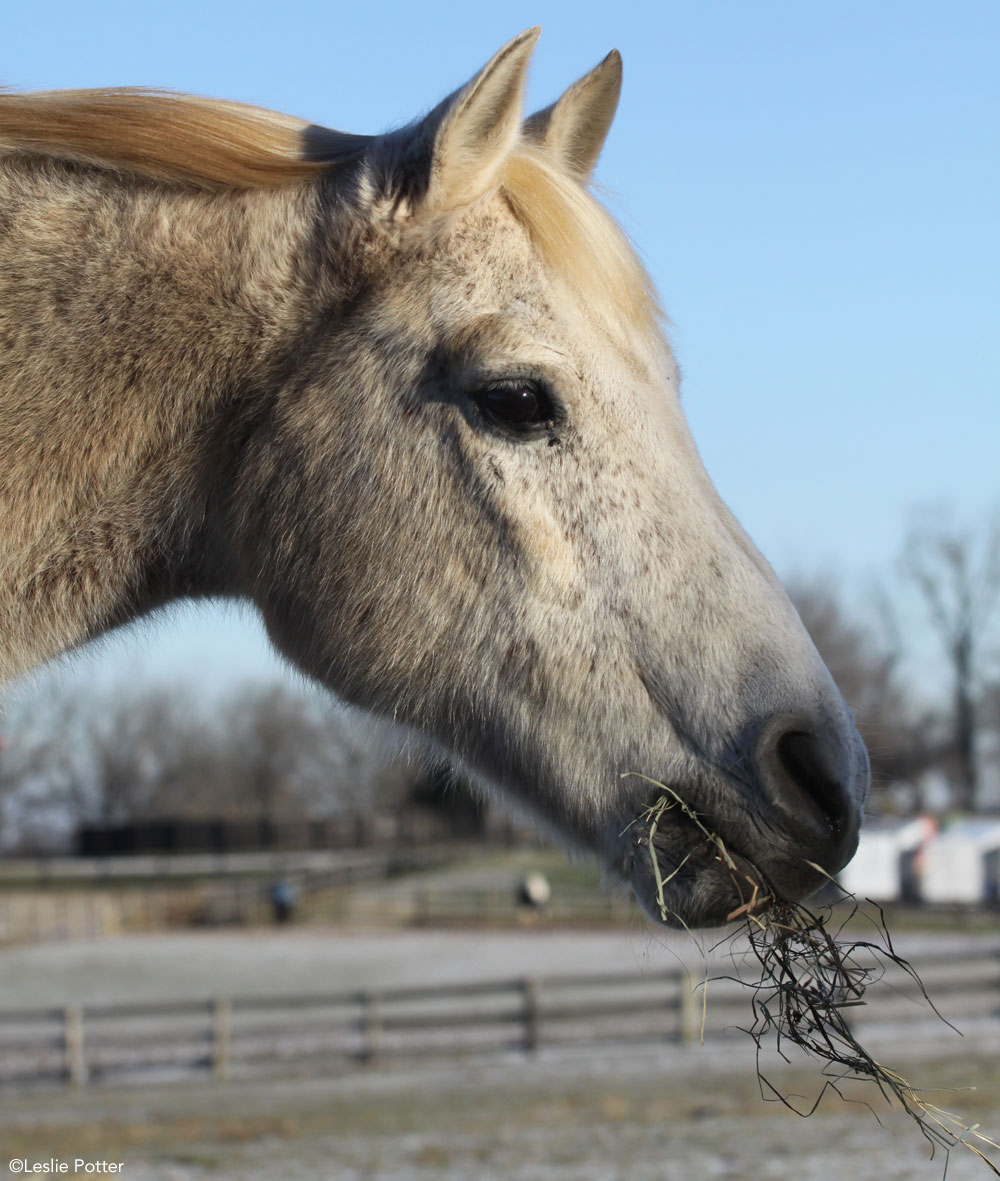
top-left (4, 1040), bottom-right (999, 1179)
top-left (2, 927), bottom-right (999, 1179)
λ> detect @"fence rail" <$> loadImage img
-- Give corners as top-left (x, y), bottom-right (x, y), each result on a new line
top-left (0, 847), bottom-right (468, 943)
top-left (2, 946), bottom-right (998, 1089)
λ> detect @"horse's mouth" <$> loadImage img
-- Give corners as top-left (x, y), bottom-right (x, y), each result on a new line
top-left (618, 797), bottom-right (825, 929)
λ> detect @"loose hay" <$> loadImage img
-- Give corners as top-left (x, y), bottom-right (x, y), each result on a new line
top-left (629, 779), bottom-right (1000, 1177)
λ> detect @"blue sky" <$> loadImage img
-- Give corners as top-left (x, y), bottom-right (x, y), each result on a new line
top-left (5, 0), bottom-right (998, 695)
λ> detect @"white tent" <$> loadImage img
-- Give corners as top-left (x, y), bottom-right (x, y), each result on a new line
top-left (838, 817), bottom-right (937, 902)
top-left (922, 819), bottom-right (1000, 905)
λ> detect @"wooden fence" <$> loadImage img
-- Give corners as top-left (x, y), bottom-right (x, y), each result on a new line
top-left (1, 946), bottom-right (998, 1089)
top-left (0, 847), bottom-right (459, 943)
top-left (0, 878), bottom-right (631, 945)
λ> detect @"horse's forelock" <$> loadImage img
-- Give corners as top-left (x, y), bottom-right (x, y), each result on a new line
top-left (500, 147), bottom-right (663, 342)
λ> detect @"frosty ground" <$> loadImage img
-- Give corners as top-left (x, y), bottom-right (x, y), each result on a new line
top-left (2, 928), bottom-right (999, 1179)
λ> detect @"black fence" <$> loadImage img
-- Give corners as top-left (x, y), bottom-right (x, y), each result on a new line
top-left (76, 807), bottom-right (494, 857)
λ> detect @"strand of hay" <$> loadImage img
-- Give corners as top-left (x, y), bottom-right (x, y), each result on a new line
top-left (628, 778), bottom-right (1000, 1176)
top-left (731, 898), bottom-right (1000, 1176)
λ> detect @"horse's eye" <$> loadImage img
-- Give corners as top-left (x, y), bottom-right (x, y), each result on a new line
top-left (478, 381), bottom-right (554, 432)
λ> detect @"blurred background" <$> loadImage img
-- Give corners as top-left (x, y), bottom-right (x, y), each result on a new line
top-left (2, 2), bottom-right (999, 1178)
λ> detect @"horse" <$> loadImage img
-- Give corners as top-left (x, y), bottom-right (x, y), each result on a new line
top-left (0, 29), bottom-right (868, 928)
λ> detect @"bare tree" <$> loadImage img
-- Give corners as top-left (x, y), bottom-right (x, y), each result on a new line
top-left (0, 682), bottom-right (209, 847)
top-left (787, 578), bottom-right (937, 802)
top-left (0, 675), bottom-right (413, 850)
top-left (901, 508), bottom-right (1000, 812)
top-left (212, 685), bottom-right (333, 823)
top-left (787, 579), bottom-right (899, 721)
top-left (983, 681), bottom-right (1000, 801)
top-left (82, 689), bottom-right (204, 825)
top-left (207, 684), bottom-right (411, 823)
top-left (0, 685), bottom-right (88, 849)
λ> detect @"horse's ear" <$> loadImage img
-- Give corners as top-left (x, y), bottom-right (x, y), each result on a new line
top-left (524, 50), bottom-right (622, 182)
top-left (420, 27), bottom-right (540, 211)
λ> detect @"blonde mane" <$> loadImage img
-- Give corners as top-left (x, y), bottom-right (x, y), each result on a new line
top-left (0, 87), bottom-right (367, 188)
top-left (0, 87), bottom-right (660, 334)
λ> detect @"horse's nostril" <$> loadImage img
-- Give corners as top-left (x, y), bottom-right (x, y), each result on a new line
top-left (773, 729), bottom-right (851, 839)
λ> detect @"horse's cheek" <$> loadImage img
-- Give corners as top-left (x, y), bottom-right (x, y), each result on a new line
top-left (513, 503), bottom-right (579, 598)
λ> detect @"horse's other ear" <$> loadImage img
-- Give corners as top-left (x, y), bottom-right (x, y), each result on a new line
top-left (524, 49), bottom-right (622, 182)
top-left (420, 27), bottom-right (540, 211)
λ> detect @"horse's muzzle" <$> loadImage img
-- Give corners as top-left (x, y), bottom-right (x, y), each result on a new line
top-left (750, 712), bottom-right (867, 878)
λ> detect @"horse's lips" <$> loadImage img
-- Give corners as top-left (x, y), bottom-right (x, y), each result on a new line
top-left (627, 827), bottom-right (830, 928)
top-left (619, 803), bottom-right (810, 928)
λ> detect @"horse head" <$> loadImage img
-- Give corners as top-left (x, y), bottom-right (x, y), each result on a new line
top-left (226, 31), bottom-right (868, 926)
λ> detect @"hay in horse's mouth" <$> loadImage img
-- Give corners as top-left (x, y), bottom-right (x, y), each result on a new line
top-left (726, 898), bottom-right (1000, 1176)
top-left (620, 774), bottom-right (774, 929)
top-left (626, 776), bottom-right (1000, 1176)
top-left (644, 781), bottom-right (770, 922)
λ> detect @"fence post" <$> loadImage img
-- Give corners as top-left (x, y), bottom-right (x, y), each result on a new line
top-left (64, 1004), bottom-right (86, 1086)
top-left (212, 998), bottom-right (231, 1081)
top-left (677, 970), bottom-right (699, 1046)
top-left (522, 978), bottom-right (540, 1054)
top-left (362, 992), bottom-right (381, 1065)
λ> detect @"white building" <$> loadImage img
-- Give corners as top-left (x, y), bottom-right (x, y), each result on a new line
top-left (921, 819), bottom-right (1000, 905)
top-left (838, 816), bottom-right (937, 902)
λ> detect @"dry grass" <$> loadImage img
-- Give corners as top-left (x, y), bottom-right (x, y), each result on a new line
top-left (633, 782), bottom-right (1000, 1177)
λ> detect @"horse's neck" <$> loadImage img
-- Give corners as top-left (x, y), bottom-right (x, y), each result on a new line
top-left (0, 162), bottom-right (313, 683)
